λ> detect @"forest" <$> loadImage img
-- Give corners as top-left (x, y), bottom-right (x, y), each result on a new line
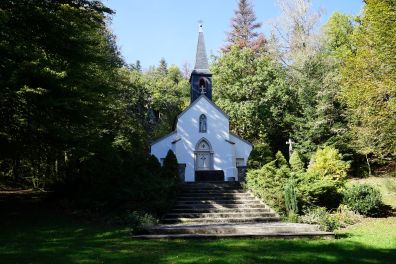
top-left (0, 0), bottom-right (395, 221)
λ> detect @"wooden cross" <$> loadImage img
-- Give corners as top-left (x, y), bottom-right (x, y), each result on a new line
top-left (286, 138), bottom-right (295, 158)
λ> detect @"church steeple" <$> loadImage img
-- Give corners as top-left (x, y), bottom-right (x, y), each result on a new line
top-left (190, 24), bottom-right (213, 103)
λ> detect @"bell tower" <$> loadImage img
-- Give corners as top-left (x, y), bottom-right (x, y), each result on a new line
top-left (190, 24), bottom-right (212, 103)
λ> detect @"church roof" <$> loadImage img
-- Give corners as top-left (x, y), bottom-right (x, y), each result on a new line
top-left (230, 132), bottom-right (253, 147)
top-left (193, 24), bottom-right (211, 75)
top-left (177, 95), bottom-right (229, 120)
top-left (150, 131), bottom-right (176, 146)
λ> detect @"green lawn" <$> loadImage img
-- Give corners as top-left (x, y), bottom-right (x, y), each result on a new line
top-left (1, 180), bottom-right (396, 264)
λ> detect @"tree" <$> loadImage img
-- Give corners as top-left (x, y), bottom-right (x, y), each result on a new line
top-left (270, 5), bottom-right (354, 159)
top-left (340, 0), bottom-right (396, 168)
top-left (271, 0), bottom-right (322, 64)
top-left (0, 0), bottom-right (125, 188)
top-left (158, 58), bottom-right (168, 75)
top-left (223, 0), bottom-right (266, 52)
top-left (211, 46), bottom-right (293, 150)
top-left (145, 63), bottom-right (189, 139)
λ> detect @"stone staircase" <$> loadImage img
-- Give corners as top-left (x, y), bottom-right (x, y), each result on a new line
top-left (134, 182), bottom-right (334, 239)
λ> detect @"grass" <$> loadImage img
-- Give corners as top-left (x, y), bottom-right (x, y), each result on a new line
top-left (0, 177), bottom-right (395, 264)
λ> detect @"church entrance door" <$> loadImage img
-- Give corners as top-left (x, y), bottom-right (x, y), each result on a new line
top-left (197, 152), bottom-right (210, 170)
top-left (195, 138), bottom-right (213, 171)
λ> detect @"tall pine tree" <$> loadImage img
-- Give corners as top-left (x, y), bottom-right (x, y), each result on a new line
top-left (223, 0), bottom-right (266, 52)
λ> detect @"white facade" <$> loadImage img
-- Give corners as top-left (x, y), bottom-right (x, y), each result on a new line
top-left (151, 95), bottom-right (252, 182)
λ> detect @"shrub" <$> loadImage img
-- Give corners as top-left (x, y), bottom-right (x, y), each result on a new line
top-left (343, 184), bottom-right (384, 216)
top-left (290, 151), bottom-right (305, 173)
top-left (246, 152), bottom-right (291, 214)
top-left (147, 155), bottom-right (162, 176)
top-left (247, 143), bottom-right (273, 169)
top-left (300, 207), bottom-right (340, 232)
top-left (284, 178), bottom-right (298, 214)
top-left (307, 146), bottom-right (350, 189)
top-left (333, 204), bottom-right (363, 227)
top-left (124, 211), bottom-right (158, 234)
top-left (162, 150), bottom-right (179, 180)
top-left (298, 171), bottom-right (343, 210)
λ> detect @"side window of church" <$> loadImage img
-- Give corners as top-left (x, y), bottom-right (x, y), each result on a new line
top-left (199, 114), bottom-right (207, 133)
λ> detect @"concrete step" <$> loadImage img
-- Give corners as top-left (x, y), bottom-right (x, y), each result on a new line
top-left (180, 190), bottom-right (246, 194)
top-left (148, 222), bottom-right (323, 235)
top-left (175, 200), bottom-right (263, 205)
top-left (137, 222), bottom-right (335, 239)
top-left (169, 208), bottom-right (271, 213)
top-left (176, 196), bottom-right (257, 201)
top-left (134, 232), bottom-right (335, 239)
top-left (164, 212), bottom-right (276, 218)
top-left (173, 204), bottom-right (268, 210)
top-left (162, 216), bottom-right (281, 224)
top-left (177, 192), bottom-right (251, 197)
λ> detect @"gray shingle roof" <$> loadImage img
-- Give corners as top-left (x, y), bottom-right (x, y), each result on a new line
top-left (194, 26), bottom-right (210, 73)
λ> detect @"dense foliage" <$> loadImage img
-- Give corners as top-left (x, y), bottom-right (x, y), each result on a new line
top-left (0, 0), bottom-right (182, 217)
top-left (343, 184), bottom-right (384, 216)
top-left (246, 146), bottom-right (350, 214)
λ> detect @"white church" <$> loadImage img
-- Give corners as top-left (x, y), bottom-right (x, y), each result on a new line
top-left (151, 25), bottom-right (252, 182)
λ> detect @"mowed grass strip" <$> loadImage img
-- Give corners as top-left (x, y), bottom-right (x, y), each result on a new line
top-left (1, 209), bottom-right (395, 263)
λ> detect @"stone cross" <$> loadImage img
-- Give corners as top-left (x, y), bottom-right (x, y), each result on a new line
top-left (286, 138), bottom-right (295, 158)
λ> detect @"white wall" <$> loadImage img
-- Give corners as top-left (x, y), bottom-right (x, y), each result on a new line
top-left (150, 132), bottom-right (175, 165)
top-left (151, 96), bottom-right (252, 182)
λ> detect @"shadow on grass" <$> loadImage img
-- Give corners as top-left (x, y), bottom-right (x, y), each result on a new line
top-left (0, 193), bottom-right (395, 264)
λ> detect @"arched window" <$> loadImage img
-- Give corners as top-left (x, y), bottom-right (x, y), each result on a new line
top-left (199, 114), bottom-right (207, 133)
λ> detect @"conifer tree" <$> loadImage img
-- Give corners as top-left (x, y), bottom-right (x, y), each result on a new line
top-left (223, 0), bottom-right (266, 52)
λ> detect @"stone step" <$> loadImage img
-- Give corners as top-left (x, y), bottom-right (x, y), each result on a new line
top-left (164, 212), bottom-right (276, 218)
top-left (134, 232), bottom-right (335, 239)
top-left (180, 184), bottom-right (241, 190)
top-left (173, 204), bottom-right (268, 210)
top-left (180, 189), bottom-right (246, 193)
top-left (175, 200), bottom-right (264, 206)
top-left (162, 216), bottom-right (281, 224)
top-left (177, 192), bottom-right (250, 197)
top-left (176, 196), bottom-right (256, 201)
top-left (169, 208), bottom-right (271, 213)
top-left (148, 223), bottom-right (323, 235)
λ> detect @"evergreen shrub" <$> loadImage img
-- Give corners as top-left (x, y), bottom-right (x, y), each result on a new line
top-left (247, 143), bottom-right (273, 169)
top-left (162, 150), bottom-right (179, 180)
top-left (342, 184), bottom-right (384, 216)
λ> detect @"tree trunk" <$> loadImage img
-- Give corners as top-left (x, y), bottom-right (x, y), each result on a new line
top-left (365, 154), bottom-right (372, 176)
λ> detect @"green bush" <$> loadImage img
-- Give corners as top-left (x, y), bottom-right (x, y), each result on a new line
top-left (290, 151), bottom-right (305, 173)
top-left (300, 207), bottom-right (340, 232)
top-left (246, 147), bottom-right (349, 215)
top-left (333, 204), bottom-right (363, 227)
top-left (246, 151), bottom-right (291, 214)
top-left (307, 146), bottom-right (350, 189)
top-left (298, 171), bottom-right (343, 210)
top-left (124, 211), bottom-right (158, 234)
top-left (284, 178), bottom-right (298, 214)
top-left (247, 143), bottom-right (273, 169)
top-left (162, 150), bottom-right (179, 180)
top-left (342, 184), bottom-right (384, 216)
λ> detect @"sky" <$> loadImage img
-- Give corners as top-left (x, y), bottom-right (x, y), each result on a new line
top-left (104, 0), bottom-right (364, 70)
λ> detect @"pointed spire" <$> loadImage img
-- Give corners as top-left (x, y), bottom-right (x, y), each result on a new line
top-left (193, 24), bottom-right (210, 74)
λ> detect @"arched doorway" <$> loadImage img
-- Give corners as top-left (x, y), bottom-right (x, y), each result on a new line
top-left (194, 138), bottom-right (213, 171)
